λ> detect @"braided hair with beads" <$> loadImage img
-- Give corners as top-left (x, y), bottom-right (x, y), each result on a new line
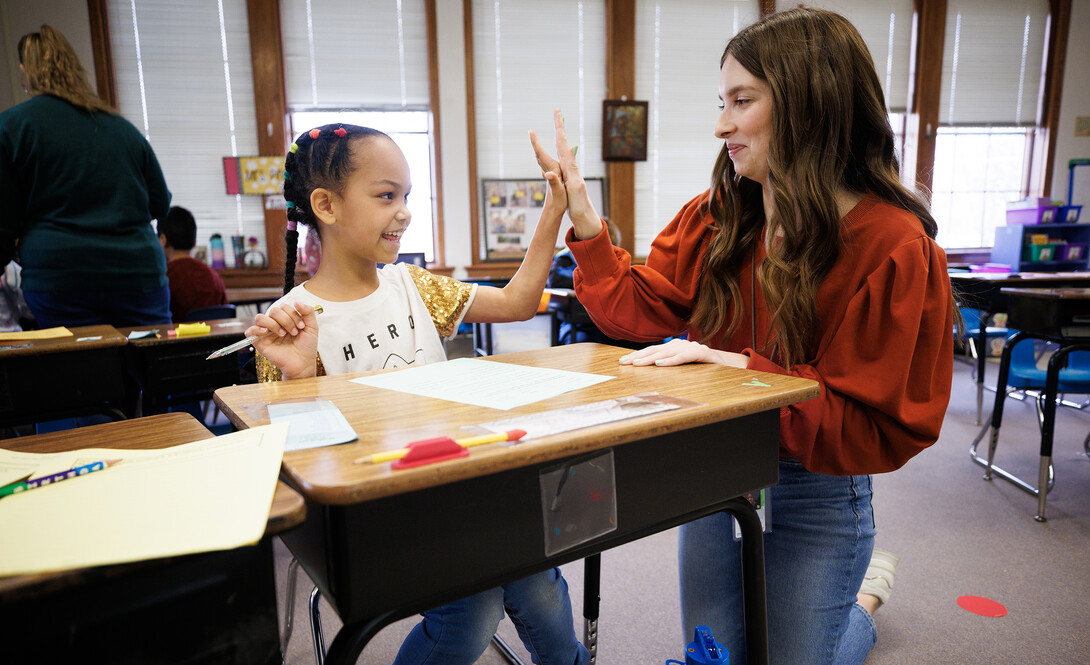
top-left (280, 124), bottom-right (390, 294)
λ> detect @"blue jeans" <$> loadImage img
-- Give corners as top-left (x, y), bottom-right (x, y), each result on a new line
top-left (394, 567), bottom-right (589, 665)
top-left (24, 285), bottom-right (172, 327)
top-left (679, 459), bottom-right (877, 665)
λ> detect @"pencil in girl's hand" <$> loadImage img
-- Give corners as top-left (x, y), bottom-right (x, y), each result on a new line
top-left (205, 304), bottom-right (323, 359)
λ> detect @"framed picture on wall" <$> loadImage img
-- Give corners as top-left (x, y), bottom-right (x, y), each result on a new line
top-left (602, 100), bottom-right (648, 162)
top-left (480, 178), bottom-right (606, 262)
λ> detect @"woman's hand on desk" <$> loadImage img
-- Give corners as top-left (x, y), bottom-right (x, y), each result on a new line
top-left (619, 339), bottom-right (750, 369)
top-left (247, 302), bottom-right (320, 379)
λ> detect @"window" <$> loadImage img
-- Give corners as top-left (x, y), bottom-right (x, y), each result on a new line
top-left (632, 0), bottom-right (760, 257)
top-left (281, 0), bottom-right (435, 260)
top-left (471, 0), bottom-right (607, 260)
top-left (932, 126), bottom-right (1031, 249)
top-left (290, 110), bottom-right (433, 259)
top-left (932, 0), bottom-right (1048, 250)
top-left (107, 0), bottom-right (264, 264)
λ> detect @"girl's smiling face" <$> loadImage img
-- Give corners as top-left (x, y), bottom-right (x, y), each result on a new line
top-left (327, 136), bottom-right (412, 265)
top-left (715, 54), bottom-right (774, 189)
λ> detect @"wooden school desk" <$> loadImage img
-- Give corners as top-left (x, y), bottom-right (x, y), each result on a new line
top-left (949, 271), bottom-right (1090, 424)
top-left (0, 412), bottom-right (305, 664)
top-left (213, 343), bottom-right (819, 665)
top-left (0, 324), bottom-right (131, 430)
top-left (226, 286), bottom-right (284, 310)
top-left (971, 287), bottom-right (1090, 521)
top-left (121, 318), bottom-right (252, 415)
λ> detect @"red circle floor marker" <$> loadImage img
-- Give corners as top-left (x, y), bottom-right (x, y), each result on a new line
top-left (957, 595), bottom-right (1008, 617)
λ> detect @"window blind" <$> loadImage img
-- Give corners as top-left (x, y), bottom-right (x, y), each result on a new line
top-left (632, 0), bottom-right (759, 257)
top-left (472, 0), bottom-right (607, 182)
top-left (280, 0), bottom-right (430, 109)
top-left (107, 0), bottom-right (264, 261)
top-left (940, 0), bottom-right (1047, 125)
top-left (797, 0), bottom-right (913, 113)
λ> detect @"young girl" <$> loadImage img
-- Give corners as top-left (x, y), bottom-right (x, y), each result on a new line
top-left (249, 124), bottom-right (588, 665)
top-left (534, 8), bottom-right (954, 665)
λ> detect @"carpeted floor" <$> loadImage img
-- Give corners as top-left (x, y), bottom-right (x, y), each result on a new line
top-left (274, 358), bottom-right (1090, 664)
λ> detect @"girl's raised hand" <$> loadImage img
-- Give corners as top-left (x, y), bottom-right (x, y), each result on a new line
top-left (530, 129), bottom-right (568, 221)
top-left (246, 301), bottom-right (321, 379)
top-left (618, 338), bottom-right (750, 368)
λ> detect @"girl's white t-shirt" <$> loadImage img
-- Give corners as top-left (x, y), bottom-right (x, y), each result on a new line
top-left (268, 263), bottom-right (476, 374)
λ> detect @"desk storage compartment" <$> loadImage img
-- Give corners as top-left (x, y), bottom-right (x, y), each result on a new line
top-left (1007, 293), bottom-right (1090, 339)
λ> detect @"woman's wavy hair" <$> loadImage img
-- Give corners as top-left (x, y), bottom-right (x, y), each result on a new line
top-left (280, 124), bottom-right (389, 293)
top-left (18, 25), bottom-right (115, 114)
top-left (689, 7), bottom-right (937, 367)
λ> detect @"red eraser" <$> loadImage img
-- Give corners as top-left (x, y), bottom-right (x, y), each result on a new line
top-left (391, 436), bottom-right (469, 470)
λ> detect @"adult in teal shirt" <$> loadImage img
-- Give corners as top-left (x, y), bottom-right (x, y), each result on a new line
top-left (0, 25), bottom-right (172, 327)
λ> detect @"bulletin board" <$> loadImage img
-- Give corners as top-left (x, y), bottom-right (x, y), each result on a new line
top-left (480, 178), bottom-right (606, 262)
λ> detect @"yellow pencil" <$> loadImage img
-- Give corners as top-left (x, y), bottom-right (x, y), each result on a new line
top-left (354, 429), bottom-right (527, 464)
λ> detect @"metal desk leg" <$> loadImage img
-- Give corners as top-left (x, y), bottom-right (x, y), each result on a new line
top-left (1036, 347), bottom-right (1077, 522)
top-left (723, 496), bottom-right (769, 665)
top-left (584, 553), bottom-right (601, 663)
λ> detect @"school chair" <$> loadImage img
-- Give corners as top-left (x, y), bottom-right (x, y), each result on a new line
top-left (182, 304), bottom-right (237, 322)
top-left (956, 306), bottom-right (1010, 374)
top-left (284, 554), bottom-right (602, 665)
top-left (970, 334), bottom-right (1090, 500)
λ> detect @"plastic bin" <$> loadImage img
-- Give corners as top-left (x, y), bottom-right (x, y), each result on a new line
top-left (1062, 243), bottom-right (1087, 261)
top-left (1022, 243), bottom-right (1060, 261)
top-left (1006, 206), bottom-right (1059, 225)
top-left (1055, 205), bottom-right (1083, 224)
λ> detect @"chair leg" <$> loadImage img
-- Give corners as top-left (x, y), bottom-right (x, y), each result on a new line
top-left (310, 585), bottom-right (326, 665)
top-left (281, 557), bottom-right (301, 658)
top-left (491, 635), bottom-right (526, 665)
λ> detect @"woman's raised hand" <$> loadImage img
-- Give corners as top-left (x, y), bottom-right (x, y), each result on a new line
top-left (530, 109), bottom-right (605, 240)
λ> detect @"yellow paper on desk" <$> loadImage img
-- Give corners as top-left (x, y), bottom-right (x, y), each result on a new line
top-left (0, 423), bottom-right (287, 577)
top-left (0, 327), bottom-right (72, 341)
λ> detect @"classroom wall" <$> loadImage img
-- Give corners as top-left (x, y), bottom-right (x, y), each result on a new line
top-left (0, 0), bottom-right (1086, 271)
top-left (1050, 0), bottom-right (1090, 206)
top-left (0, 0), bottom-right (96, 109)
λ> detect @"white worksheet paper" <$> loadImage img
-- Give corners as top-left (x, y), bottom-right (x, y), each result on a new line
top-left (268, 399), bottom-right (358, 451)
top-left (349, 357), bottom-right (614, 410)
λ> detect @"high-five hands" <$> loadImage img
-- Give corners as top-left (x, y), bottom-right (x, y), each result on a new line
top-left (530, 109), bottom-right (605, 240)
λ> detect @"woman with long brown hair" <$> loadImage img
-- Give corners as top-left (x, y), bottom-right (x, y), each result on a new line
top-left (533, 7), bottom-right (954, 664)
top-left (0, 25), bottom-right (172, 327)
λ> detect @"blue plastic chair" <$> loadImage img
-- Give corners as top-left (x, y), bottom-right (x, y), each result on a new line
top-left (182, 304), bottom-right (237, 322)
top-left (957, 306), bottom-right (1010, 366)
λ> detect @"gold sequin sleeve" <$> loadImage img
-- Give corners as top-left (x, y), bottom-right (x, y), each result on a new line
top-left (256, 351), bottom-right (326, 382)
top-left (406, 264), bottom-right (475, 339)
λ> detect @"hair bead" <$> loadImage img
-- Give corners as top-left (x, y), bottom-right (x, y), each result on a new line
top-left (334, 127), bottom-right (347, 138)
top-left (289, 142), bottom-right (299, 153)
top-left (285, 201), bottom-right (295, 208)
top-left (309, 128), bottom-right (321, 139)
top-left (286, 221), bottom-right (297, 231)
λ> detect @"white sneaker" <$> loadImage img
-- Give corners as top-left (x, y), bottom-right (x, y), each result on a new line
top-left (859, 548), bottom-right (900, 607)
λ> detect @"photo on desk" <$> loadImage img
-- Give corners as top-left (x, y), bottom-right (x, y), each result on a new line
top-left (480, 178), bottom-right (605, 262)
